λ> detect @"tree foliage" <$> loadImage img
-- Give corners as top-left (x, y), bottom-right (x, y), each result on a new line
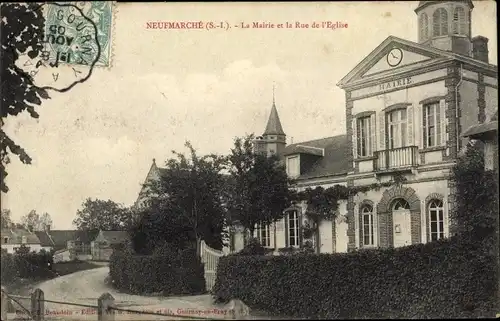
top-left (73, 198), bottom-right (134, 231)
top-left (450, 141), bottom-right (498, 244)
top-left (296, 185), bottom-right (350, 253)
top-left (1, 3), bottom-right (51, 193)
top-left (225, 134), bottom-right (294, 235)
top-left (20, 210), bottom-right (52, 232)
top-left (1, 209), bottom-right (12, 229)
top-left (131, 142), bottom-right (227, 255)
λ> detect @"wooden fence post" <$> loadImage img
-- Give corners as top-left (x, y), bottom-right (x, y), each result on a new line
top-left (31, 288), bottom-right (44, 321)
top-left (97, 292), bottom-right (115, 321)
top-left (1, 286), bottom-right (8, 321)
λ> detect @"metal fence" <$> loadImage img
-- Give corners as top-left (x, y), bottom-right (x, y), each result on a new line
top-left (1, 287), bottom-right (249, 321)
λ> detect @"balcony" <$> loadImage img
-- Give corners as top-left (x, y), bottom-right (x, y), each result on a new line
top-left (374, 146), bottom-right (418, 172)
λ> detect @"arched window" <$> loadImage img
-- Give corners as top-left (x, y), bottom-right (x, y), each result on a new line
top-left (433, 8), bottom-right (449, 37)
top-left (429, 200), bottom-right (444, 241)
top-left (419, 13), bottom-right (429, 41)
top-left (453, 7), bottom-right (467, 35)
top-left (392, 199), bottom-right (410, 210)
top-left (361, 205), bottom-right (375, 246)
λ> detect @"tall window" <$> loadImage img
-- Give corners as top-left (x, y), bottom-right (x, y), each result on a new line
top-left (287, 211), bottom-right (300, 247)
top-left (286, 156), bottom-right (300, 178)
top-left (433, 8), bottom-right (449, 36)
top-left (361, 205), bottom-right (375, 246)
top-left (357, 116), bottom-right (372, 157)
top-left (387, 109), bottom-right (407, 149)
top-left (452, 7), bottom-right (467, 35)
top-left (422, 102), bottom-right (441, 148)
top-left (419, 13), bottom-right (429, 41)
top-left (429, 200), bottom-right (445, 241)
top-left (256, 223), bottom-right (271, 247)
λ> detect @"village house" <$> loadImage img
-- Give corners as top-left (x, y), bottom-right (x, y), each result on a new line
top-left (1, 229), bottom-right (43, 254)
top-left (91, 230), bottom-right (130, 261)
top-left (135, 1), bottom-right (497, 254)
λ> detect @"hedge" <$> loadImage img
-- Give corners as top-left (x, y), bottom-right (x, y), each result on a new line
top-left (1, 248), bottom-right (54, 283)
top-left (109, 246), bottom-right (206, 295)
top-left (212, 237), bottom-right (497, 319)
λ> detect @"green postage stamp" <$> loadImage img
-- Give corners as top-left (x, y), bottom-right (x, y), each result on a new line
top-left (44, 1), bottom-right (114, 68)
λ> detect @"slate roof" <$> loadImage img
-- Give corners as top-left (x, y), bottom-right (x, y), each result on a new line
top-left (462, 121), bottom-right (498, 138)
top-left (48, 230), bottom-right (78, 249)
top-left (34, 231), bottom-right (55, 247)
top-left (415, 0), bottom-right (474, 12)
top-left (263, 103), bottom-right (285, 136)
top-left (1, 229), bottom-right (41, 245)
top-left (283, 135), bottom-right (350, 180)
top-left (95, 231), bottom-right (129, 244)
top-left (49, 230), bottom-right (99, 249)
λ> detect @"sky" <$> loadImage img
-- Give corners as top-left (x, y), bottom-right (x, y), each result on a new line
top-left (2, 1), bottom-right (497, 229)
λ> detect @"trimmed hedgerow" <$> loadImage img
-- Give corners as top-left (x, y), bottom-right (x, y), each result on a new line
top-left (212, 237), bottom-right (497, 319)
top-left (110, 245), bottom-right (206, 296)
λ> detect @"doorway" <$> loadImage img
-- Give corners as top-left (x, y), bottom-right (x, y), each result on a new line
top-left (392, 198), bottom-right (411, 248)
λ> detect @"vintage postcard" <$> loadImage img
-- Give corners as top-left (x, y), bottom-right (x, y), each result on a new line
top-left (1, 1), bottom-right (498, 320)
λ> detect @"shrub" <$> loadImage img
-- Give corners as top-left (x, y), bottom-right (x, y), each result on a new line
top-left (234, 237), bottom-right (271, 256)
top-left (110, 243), bottom-right (206, 296)
top-left (1, 248), bottom-right (54, 283)
top-left (213, 237), bottom-right (497, 319)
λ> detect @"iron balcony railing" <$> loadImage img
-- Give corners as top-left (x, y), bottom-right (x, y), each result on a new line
top-left (374, 146), bottom-right (418, 171)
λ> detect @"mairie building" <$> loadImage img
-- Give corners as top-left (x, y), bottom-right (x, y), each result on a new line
top-left (135, 1), bottom-right (497, 254)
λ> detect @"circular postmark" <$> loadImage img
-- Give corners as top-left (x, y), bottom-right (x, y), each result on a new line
top-left (16, 2), bottom-right (101, 92)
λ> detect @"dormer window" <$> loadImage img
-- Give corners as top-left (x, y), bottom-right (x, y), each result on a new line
top-left (21, 236), bottom-right (27, 244)
top-left (433, 8), bottom-right (448, 37)
top-left (286, 155), bottom-right (300, 178)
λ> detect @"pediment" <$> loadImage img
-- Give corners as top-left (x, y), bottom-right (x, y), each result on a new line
top-left (363, 49), bottom-right (433, 77)
top-left (337, 36), bottom-right (455, 88)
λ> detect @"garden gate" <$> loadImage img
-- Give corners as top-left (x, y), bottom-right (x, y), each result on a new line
top-left (200, 240), bottom-right (226, 292)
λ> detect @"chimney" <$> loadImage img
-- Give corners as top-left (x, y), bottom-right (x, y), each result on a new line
top-left (471, 36), bottom-right (489, 63)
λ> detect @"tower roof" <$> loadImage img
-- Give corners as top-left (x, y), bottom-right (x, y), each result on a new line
top-left (415, 0), bottom-right (474, 12)
top-left (263, 102), bottom-right (285, 136)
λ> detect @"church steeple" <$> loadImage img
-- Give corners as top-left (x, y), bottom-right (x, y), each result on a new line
top-left (263, 102), bottom-right (286, 136)
top-left (254, 86), bottom-right (287, 157)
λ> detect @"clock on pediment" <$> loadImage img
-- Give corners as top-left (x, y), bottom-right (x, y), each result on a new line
top-left (386, 48), bottom-right (403, 67)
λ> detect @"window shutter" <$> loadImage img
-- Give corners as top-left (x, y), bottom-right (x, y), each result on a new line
top-left (443, 198), bottom-right (449, 238)
top-left (370, 113), bottom-right (376, 155)
top-left (352, 119), bottom-right (358, 159)
top-left (439, 100), bottom-right (447, 146)
top-left (354, 205), bottom-right (359, 248)
top-left (298, 213), bottom-right (303, 248)
top-left (421, 200), bottom-right (427, 243)
top-left (378, 112), bottom-right (385, 150)
top-left (284, 215), bottom-right (289, 248)
top-left (407, 105), bottom-right (414, 146)
top-left (372, 203), bottom-right (378, 247)
top-left (415, 104), bottom-right (422, 149)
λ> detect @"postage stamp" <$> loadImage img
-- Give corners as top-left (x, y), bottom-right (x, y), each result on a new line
top-left (45, 1), bottom-right (114, 68)
top-left (15, 2), bottom-right (101, 92)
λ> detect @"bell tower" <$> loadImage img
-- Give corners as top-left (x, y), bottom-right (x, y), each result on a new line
top-left (415, 0), bottom-right (474, 57)
top-left (253, 86), bottom-right (287, 157)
